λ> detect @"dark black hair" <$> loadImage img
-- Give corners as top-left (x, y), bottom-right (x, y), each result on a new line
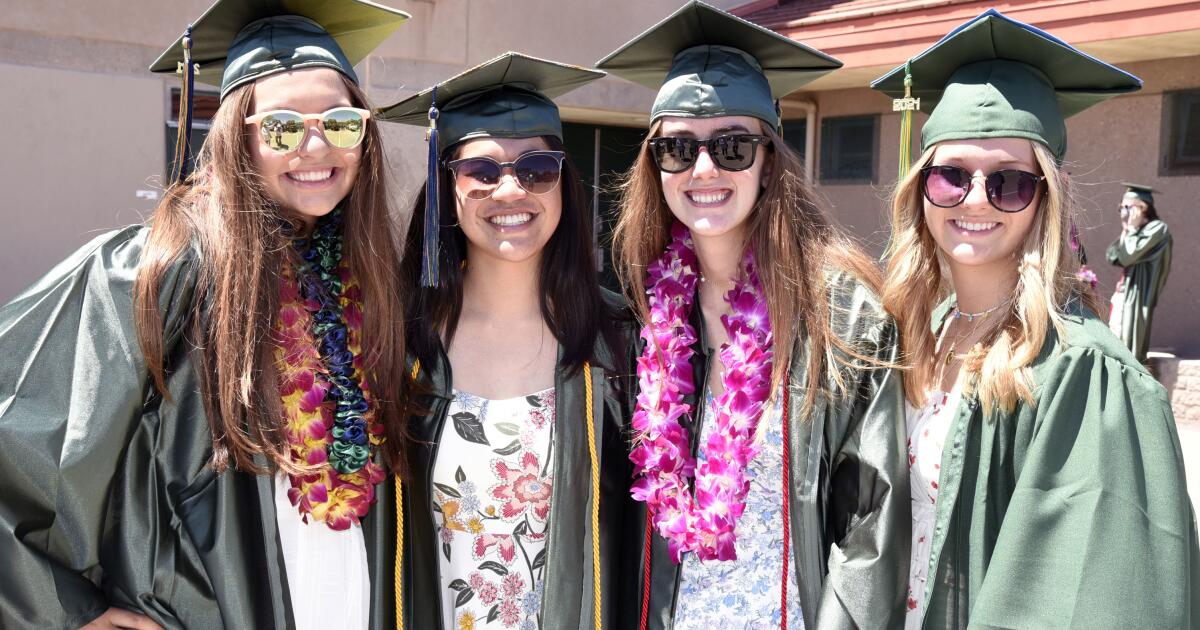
top-left (401, 135), bottom-right (618, 376)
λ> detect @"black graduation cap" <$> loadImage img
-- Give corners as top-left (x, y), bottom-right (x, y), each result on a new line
top-left (595, 0), bottom-right (841, 130)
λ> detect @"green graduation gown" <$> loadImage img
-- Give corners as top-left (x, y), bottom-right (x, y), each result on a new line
top-left (618, 270), bottom-right (909, 630)
top-left (0, 227), bottom-right (399, 629)
top-left (1106, 219), bottom-right (1172, 363)
top-left (918, 306), bottom-right (1199, 629)
top-left (399, 294), bottom-right (635, 630)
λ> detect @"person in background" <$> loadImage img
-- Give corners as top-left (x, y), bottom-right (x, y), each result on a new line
top-left (1107, 182), bottom-right (1172, 364)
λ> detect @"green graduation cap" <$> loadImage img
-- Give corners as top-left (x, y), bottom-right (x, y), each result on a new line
top-left (376, 52), bottom-right (605, 287)
top-left (1122, 182), bottom-right (1157, 206)
top-left (150, 0), bottom-right (409, 184)
top-left (595, 0), bottom-right (841, 130)
top-left (871, 8), bottom-right (1141, 160)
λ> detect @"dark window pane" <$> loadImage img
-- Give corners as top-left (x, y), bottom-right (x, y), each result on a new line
top-left (1178, 93), bottom-right (1200, 162)
top-left (781, 118), bottom-right (807, 164)
top-left (561, 122), bottom-right (644, 291)
top-left (820, 115), bottom-right (877, 183)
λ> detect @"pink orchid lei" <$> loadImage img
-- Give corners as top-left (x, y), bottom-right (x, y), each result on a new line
top-left (274, 262), bottom-right (386, 530)
top-left (630, 221), bottom-right (774, 562)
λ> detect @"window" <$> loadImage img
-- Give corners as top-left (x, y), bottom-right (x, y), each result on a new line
top-left (166, 88), bottom-right (220, 177)
top-left (781, 118), bottom-right (807, 164)
top-left (561, 122), bottom-right (646, 291)
top-left (1162, 89), bottom-right (1200, 176)
top-left (819, 115), bottom-right (877, 183)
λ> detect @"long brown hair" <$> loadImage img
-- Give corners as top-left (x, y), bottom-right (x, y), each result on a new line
top-left (612, 121), bottom-right (882, 408)
top-left (133, 73), bottom-right (409, 476)
top-left (881, 141), bottom-right (1098, 412)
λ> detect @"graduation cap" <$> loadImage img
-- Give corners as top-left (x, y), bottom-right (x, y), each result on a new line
top-left (150, 0), bottom-right (409, 183)
top-left (872, 8), bottom-right (1141, 161)
top-left (376, 52), bottom-right (605, 287)
top-left (1121, 182), bottom-right (1157, 206)
top-left (595, 0), bottom-right (841, 130)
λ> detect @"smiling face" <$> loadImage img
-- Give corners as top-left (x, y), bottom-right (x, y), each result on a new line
top-left (249, 67), bottom-right (361, 227)
top-left (923, 138), bottom-right (1042, 277)
top-left (657, 115), bottom-right (771, 246)
top-left (452, 136), bottom-right (563, 267)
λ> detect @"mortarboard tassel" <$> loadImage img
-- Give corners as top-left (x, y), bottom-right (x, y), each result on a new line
top-left (895, 61), bottom-right (919, 181)
top-left (420, 87), bottom-right (441, 288)
top-left (171, 24), bottom-right (196, 186)
top-left (883, 62), bottom-right (920, 259)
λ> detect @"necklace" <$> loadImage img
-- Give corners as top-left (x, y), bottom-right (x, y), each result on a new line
top-left (951, 298), bottom-right (1010, 322)
top-left (275, 208), bottom-right (385, 530)
top-left (629, 221), bottom-right (774, 563)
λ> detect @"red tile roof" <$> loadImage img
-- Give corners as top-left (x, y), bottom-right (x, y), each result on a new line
top-left (735, 0), bottom-right (976, 30)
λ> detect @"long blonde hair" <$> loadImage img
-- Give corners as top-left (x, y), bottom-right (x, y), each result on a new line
top-left (881, 141), bottom-right (1097, 412)
top-left (613, 121), bottom-right (882, 406)
top-left (133, 74), bottom-right (410, 476)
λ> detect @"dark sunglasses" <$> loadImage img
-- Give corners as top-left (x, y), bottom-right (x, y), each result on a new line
top-left (920, 165), bottom-right (1045, 213)
top-left (445, 151), bottom-right (565, 199)
top-left (647, 134), bottom-right (771, 173)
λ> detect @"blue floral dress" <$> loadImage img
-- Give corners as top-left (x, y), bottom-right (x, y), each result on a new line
top-left (431, 389), bottom-right (555, 630)
top-left (675, 392), bottom-right (803, 629)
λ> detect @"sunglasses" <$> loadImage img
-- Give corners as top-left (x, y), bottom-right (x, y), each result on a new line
top-left (445, 151), bottom-right (565, 199)
top-left (920, 165), bottom-right (1045, 213)
top-left (647, 134), bottom-right (771, 173)
top-left (243, 107), bottom-right (371, 153)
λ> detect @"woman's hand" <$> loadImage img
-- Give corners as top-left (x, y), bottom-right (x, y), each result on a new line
top-left (79, 607), bottom-right (164, 630)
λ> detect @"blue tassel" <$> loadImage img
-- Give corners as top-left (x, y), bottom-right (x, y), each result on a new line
top-left (420, 86), bottom-right (441, 288)
top-left (171, 24), bottom-right (196, 186)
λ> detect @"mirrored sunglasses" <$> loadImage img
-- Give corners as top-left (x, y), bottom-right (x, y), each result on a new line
top-left (445, 151), bottom-right (566, 199)
top-left (920, 165), bottom-right (1045, 213)
top-left (647, 134), bottom-right (771, 173)
top-left (243, 107), bottom-right (371, 153)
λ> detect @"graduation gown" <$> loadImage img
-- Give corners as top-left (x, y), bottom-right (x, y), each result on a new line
top-left (618, 270), bottom-right (910, 630)
top-left (0, 227), bottom-right (399, 630)
top-left (918, 306), bottom-right (1200, 629)
top-left (1106, 219), bottom-right (1172, 362)
top-left (399, 294), bottom-right (635, 630)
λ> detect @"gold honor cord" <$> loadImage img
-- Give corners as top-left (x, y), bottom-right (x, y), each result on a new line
top-left (584, 365), bottom-right (602, 630)
top-left (395, 360), bottom-right (603, 630)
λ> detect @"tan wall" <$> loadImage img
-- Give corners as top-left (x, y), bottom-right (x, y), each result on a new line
top-left (0, 63), bottom-right (165, 299)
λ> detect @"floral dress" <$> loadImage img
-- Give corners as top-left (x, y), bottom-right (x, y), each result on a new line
top-left (432, 388), bottom-right (555, 630)
top-left (675, 392), bottom-right (803, 629)
top-left (904, 387), bottom-right (960, 630)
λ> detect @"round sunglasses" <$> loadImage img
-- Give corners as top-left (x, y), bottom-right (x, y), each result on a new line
top-left (648, 134), bottom-right (771, 173)
top-left (920, 165), bottom-right (1045, 213)
top-left (243, 107), bottom-right (371, 153)
top-left (445, 151), bottom-right (565, 199)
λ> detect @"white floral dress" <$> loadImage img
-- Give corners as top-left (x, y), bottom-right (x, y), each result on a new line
top-left (675, 392), bottom-right (803, 629)
top-left (432, 388), bottom-right (555, 630)
top-left (904, 387), bottom-right (960, 630)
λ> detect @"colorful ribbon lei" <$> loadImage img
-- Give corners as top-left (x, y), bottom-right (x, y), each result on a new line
top-left (275, 209), bottom-right (385, 530)
top-left (629, 222), bottom-right (774, 562)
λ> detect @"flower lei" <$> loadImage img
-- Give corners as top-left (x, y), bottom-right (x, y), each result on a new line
top-left (629, 222), bottom-right (774, 562)
top-left (275, 209), bottom-right (385, 530)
